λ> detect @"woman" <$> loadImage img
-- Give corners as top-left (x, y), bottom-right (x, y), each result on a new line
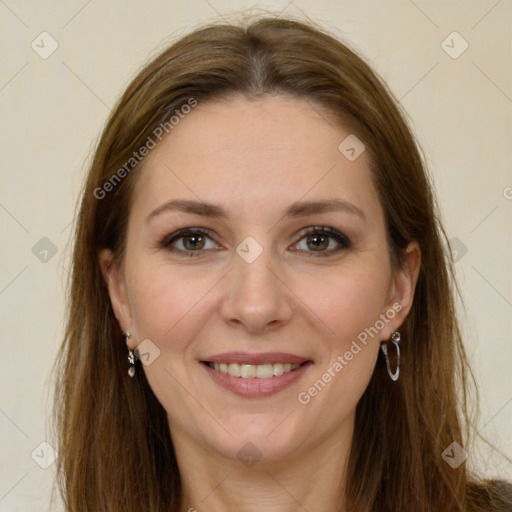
top-left (51, 14), bottom-right (512, 511)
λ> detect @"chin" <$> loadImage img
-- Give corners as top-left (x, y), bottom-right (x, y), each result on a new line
top-left (210, 415), bottom-right (307, 465)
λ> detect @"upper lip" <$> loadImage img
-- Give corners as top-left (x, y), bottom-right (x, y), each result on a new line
top-left (202, 352), bottom-right (312, 365)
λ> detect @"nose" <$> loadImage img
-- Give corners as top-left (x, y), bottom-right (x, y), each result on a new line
top-left (220, 243), bottom-right (295, 335)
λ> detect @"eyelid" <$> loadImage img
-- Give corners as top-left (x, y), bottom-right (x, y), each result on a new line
top-left (159, 227), bottom-right (216, 248)
top-left (293, 225), bottom-right (351, 248)
top-left (159, 227), bottom-right (222, 257)
top-left (159, 225), bottom-right (351, 257)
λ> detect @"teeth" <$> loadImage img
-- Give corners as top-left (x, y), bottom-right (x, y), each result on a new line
top-left (209, 362), bottom-right (301, 378)
top-left (228, 364), bottom-right (241, 377)
top-left (256, 364), bottom-right (273, 379)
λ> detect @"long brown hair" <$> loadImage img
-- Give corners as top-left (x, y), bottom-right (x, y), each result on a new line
top-left (51, 14), bottom-right (511, 511)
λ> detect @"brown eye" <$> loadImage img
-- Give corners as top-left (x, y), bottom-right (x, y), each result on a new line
top-left (160, 228), bottom-right (219, 257)
top-left (293, 226), bottom-right (351, 257)
top-left (306, 233), bottom-right (330, 251)
top-left (181, 233), bottom-right (206, 251)
top-left (160, 225), bottom-right (350, 258)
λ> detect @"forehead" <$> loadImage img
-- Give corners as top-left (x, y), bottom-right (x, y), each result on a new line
top-left (130, 94), bottom-right (381, 224)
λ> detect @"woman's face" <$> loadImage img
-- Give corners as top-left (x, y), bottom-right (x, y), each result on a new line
top-left (101, 94), bottom-right (419, 466)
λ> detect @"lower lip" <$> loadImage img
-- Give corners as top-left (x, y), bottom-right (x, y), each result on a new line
top-left (201, 361), bottom-right (313, 398)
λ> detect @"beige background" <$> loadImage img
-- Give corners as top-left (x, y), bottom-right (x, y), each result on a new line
top-left (0, 0), bottom-right (511, 510)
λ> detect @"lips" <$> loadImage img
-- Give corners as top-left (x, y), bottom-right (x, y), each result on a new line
top-left (201, 351), bottom-right (310, 365)
top-left (205, 361), bottom-right (303, 379)
top-left (200, 352), bottom-right (313, 398)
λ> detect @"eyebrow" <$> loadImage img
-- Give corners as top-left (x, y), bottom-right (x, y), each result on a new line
top-left (146, 198), bottom-right (367, 223)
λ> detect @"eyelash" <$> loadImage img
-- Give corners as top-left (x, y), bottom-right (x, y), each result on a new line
top-left (159, 226), bottom-right (351, 258)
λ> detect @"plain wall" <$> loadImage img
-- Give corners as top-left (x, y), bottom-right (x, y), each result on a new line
top-left (0, 1), bottom-right (511, 510)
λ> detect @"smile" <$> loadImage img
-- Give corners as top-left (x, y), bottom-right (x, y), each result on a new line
top-left (201, 359), bottom-right (313, 398)
top-left (205, 362), bottom-right (302, 379)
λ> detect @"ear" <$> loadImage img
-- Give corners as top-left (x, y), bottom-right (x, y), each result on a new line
top-left (381, 241), bottom-right (421, 339)
top-left (98, 248), bottom-right (135, 348)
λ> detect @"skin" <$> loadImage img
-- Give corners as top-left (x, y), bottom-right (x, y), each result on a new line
top-left (100, 94), bottom-right (420, 512)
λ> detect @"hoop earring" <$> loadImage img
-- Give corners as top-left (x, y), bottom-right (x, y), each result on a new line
top-left (123, 331), bottom-right (136, 377)
top-left (380, 331), bottom-right (401, 381)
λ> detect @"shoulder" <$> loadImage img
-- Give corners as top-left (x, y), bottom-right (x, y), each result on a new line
top-left (469, 479), bottom-right (512, 512)
top-left (490, 480), bottom-right (512, 511)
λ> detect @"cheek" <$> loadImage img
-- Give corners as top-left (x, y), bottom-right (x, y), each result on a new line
top-left (128, 264), bottom-right (203, 343)
top-left (298, 266), bottom-right (389, 404)
top-left (126, 250), bottom-right (391, 356)
top-left (125, 264), bottom-right (214, 410)
top-left (308, 264), bottom-right (391, 347)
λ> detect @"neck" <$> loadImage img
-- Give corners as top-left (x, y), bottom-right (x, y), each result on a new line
top-left (172, 418), bottom-right (353, 512)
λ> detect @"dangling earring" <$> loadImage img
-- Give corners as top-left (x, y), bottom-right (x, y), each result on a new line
top-left (380, 331), bottom-right (401, 381)
top-left (123, 331), bottom-right (136, 377)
